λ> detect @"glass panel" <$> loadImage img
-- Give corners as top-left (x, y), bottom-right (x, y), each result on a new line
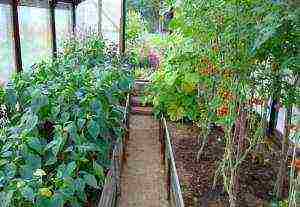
top-left (55, 7), bottom-right (72, 51)
top-left (76, 0), bottom-right (98, 33)
top-left (18, 6), bottom-right (52, 71)
top-left (0, 4), bottom-right (14, 84)
top-left (102, 0), bottom-right (121, 42)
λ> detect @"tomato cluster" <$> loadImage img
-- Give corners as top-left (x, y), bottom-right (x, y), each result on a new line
top-left (219, 90), bottom-right (234, 101)
top-left (200, 63), bottom-right (219, 76)
top-left (221, 69), bottom-right (234, 79)
top-left (248, 97), bottom-right (264, 106)
top-left (217, 105), bottom-right (230, 117)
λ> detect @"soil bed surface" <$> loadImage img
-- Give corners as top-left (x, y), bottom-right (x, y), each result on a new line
top-left (168, 122), bottom-right (290, 207)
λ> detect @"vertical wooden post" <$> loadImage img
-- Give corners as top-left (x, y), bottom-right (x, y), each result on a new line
top-left (160, 119), bottom-right (166, 166)
top-left (11, 0), bottom-right (22, 72)
top-left (167, 158), bottom-right (171, 201)
top-left (119, 0), bottom-right (126, 54)
top-left (50, 0), bottom-right (57, 58)
top-left (71, 2), bottom-right (76, 35)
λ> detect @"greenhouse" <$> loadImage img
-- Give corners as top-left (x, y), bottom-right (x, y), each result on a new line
top-left (0, 0), bottom-right (299, 207)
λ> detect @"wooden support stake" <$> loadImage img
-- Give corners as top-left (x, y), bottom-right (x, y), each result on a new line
top-left (11, 0), bottom-right (22, 72)
top-left (50, 1), bottom-right (57, 58)
top-left (119, 0), bottom-right (126, 54)
top-left (167, 158), bottom-right (171, 201)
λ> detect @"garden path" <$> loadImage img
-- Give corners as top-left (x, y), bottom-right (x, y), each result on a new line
top-left (119, 80), bottom-right (169, 207)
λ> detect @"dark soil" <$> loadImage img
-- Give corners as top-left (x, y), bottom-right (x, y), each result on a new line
top-left (168, 122), bottom-right (290, 207)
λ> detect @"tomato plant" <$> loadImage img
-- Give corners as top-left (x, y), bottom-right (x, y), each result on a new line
top-left (147, 0), bottom-right (299, 206)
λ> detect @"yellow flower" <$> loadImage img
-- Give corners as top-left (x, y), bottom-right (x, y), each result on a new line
top-left (16, 180), bottom-right (25, 188)
top-left (33, 169), bottom-right (46, 177)
top-left (39, 188), bottom-right (52, 198)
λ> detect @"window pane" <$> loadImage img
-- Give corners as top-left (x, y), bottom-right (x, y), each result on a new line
top-left (19, 6), bottom-right (52, 70)
top-left (102, 0), bottom-right (121, 42)
top-left (0, 4), bottom-right (14, 83)
top-left (55, 7), bottom-right (72, 51)
top-left (76, 0), bottom-right (98, 33)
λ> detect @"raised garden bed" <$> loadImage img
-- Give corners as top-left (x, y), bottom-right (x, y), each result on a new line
top-left (166, 121), bottom-right (291, 207)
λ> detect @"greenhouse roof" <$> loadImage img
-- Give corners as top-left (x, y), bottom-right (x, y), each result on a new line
top-left (0, 0), bottom-right (85, 7)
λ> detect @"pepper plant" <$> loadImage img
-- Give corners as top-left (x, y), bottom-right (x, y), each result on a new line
top-left (0, 34), bottom-right (133, 207)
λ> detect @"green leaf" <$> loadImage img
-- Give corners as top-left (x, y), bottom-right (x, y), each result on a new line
top-left (50, 193), bottom-right (64, 207)
top-left (30, 90), bottom-right (49, 112)
top-left (77, 118), bottom-right (86, 130)
top-left (93, 161), bottom-right (104, 181)
top-left (0, 159), bottom-right (8, 167)
top-left (88, 120), bottom-right (100, 138)
top-left (51, 106), bottom-right (60, 118)
top-left (64, 161), bottom-right (77, 178)
top-left (4, 163), bottom-right (17, 179)
top-left (68, 198), bottom-right (81, 207)
top-left (74, 178), bottom-right (85, 193)
top-left (83, 173), bottom-right (98, 189)
top-left (20, 186), bottom-right (35, 202)
top-left (59, 178), bottom-right (75, 197)
top-left (27, 137), bottom-right (43, 155)
top-left (45, 135), bottom-right (64, 157)
top-left (44, 151), bottom-right (57, 166)
top-left (60, 112), bottom-right (70, 123)
top-left (66, 122), bottom-right (77, 141)
top-left (21, 112), bottom-right (38, 133)
top-left (0, 191), bottom-right (14, 207)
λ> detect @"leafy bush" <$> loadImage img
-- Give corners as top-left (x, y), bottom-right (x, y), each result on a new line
top-left (0, 34), bottom-right (133, 207)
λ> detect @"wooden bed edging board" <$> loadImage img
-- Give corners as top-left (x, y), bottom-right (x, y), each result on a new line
top-left (160, 116), bottom-right (185, 207)
top-left (98, 95), bottom-right (130, 207)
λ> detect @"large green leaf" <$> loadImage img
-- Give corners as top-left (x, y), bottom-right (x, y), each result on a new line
top-left (27, 137), bottom-right (43, 155)
top-left (20, 186), bottom-right (35, 202)
top-left (63, 161), bottom-right (77, 178)
top-left (83, 173), bottom-right (98, 189)
top-left (20, 112), bottom-right (38, 133)
top-left (50, 193), bottom-right (64, 207)
top-left (87, 120), bottom-right (100, 138)
top-left (93, 161), bottom-right (104, 181)
top-left (45, 134), bottom-right (64, 157)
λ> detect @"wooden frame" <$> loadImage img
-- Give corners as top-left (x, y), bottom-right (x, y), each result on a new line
top-left (160, 116), bottom-right (185, 207)
top-left (0, 0), bottom-right (82, 73)
top-left (1, 0), bottom-right (128, 74)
